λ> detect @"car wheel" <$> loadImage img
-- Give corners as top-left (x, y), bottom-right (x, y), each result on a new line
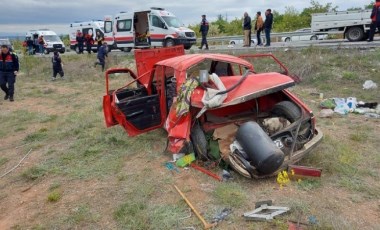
top-left (165, 38), bottom-right (175, 47)
top-left (59, 50), bottom-right (65, 54)
top-left (123, 47), bottom-right (132, 52)
top-left (271, 101), bottom-right (312, 149)
top-left (190, 123), bottom-right (209, 161)
top-left (310, 35), bottom-right (318, 40)
top-left (44, 49), bottom-right (50, 55)
top-left (184, 45), bottom-right (192, 50)
top-left (285, 37), bottom-right (291, 42)
top-left (230, 41), bottom-right (235, 45)
top-left (346, 27), bottom-right (364, 42)
top-left (251, 40), bottom-right (255, 44)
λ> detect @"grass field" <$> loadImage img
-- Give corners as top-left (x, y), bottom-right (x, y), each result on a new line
top-left (0, 47), bottom-right (379, 230)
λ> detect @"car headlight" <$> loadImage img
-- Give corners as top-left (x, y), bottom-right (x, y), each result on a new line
top-left (177, 32), bottom-right (186, 38)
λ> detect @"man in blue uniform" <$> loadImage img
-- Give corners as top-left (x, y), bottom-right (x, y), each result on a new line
top-left (0, 45), bottom-right (19, 102)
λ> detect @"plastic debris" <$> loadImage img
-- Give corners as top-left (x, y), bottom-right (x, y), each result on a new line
top-left (222, 170), bottom-right (233, 181)
top-left (308, 215), bottom-right (318, 225)
top-left (363, 80), bottom-right (378, 90)
top-left (212, 208), bottom-right (232, 223)
top-left (164, 162), bottom-right (180, 173)
top-left (364, 113), bottom-right (380, 119)
top-left (176, 153), bottom-right (196, 167)
top-left (320, 98), bottom-right (335, 109)
top-left (276, 170), bottom-right (291, 188)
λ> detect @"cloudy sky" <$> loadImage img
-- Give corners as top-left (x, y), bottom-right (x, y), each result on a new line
top-left (0, 0), bottom-right (372, 35)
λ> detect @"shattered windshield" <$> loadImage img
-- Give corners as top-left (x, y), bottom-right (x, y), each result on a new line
top-left (162, 16), bottom-right (184, 28)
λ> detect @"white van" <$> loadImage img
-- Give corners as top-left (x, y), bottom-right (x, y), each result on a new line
top-left (69, 20), bottom-right (105, 52)
top-left (26, 29), bottom-right (65, 54)
top-left (104, 7), bottom-right (196, 52)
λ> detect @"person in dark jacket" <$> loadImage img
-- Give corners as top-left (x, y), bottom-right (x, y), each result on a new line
top-left (264, 9), bottom-right (273, 47)
top-left (0, 45), bottom-right (19, 102)
top-left (368, 0), bottom-right (380, 42)
top-left (94, 42), bottom-right (108, 71)
top-left (243, 12), bottom-right (252, 47)
top-left (84, 33), bottom-right (94, 54)
top-left (76, 30), bottom-right (85, 54)
top-left (199, 15), bottom-right (209, 50)
top-left (51, 51), bottom-right (64, 81)
top-left (26, 37), bottom-right (34, 55)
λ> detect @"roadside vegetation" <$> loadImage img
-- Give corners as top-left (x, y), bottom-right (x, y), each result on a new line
top-left (0, 46), bottom-right (379, 229)
top-left (189, 0), bottom-right (375, 37)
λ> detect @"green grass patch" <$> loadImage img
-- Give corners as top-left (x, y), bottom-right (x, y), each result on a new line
top-left (0, 157), bottom-right (8, 167)
top-left (24, 128), bottom-right (49, 143)
top-left (47, 190), bottom-right (62, 202)
top-left (22, 166), bottom-right (46, 181)
top-left (213, 183), bottom-right (247, 208)
top-left (297, 179), bottom-right (322, 191)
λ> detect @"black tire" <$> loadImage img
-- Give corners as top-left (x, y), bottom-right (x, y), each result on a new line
top-left (271, 101), bottom-right (301, 122)
top-left (271, 101), bottom-right (312, 149)
top-left (346, 27), bottom-right (364, 42)
top-left (107, 46), bottom-right (112, 52)
top-left (123, 47), bottom-right (132, 52)
top-left (230, 41), bottom-right (236, 45)
top-left (190, 123), bottom-right (208, 161)
top-left (285, 37), bottom-right (291, 42)
top-left (251, 40), bottom-right (255, 45)
top-left (44, 49), bottom-right (50, 55)
top-left (165, 38), bottom-right (175, 47)
top-left (310, 35), bottom-right (318, 41)
top-left (184, 45), bottom-right (192, 50)
top-left (59, 50), bottom-right (65, 54)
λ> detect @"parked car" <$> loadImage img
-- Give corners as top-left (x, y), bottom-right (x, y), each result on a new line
top-left (0, 38), bottom-right (14, 52)
top-left (102, 46), bottom-right (323, 179)
top-left (229, 39), bottom-right (257, 45)
top-left (281, 28), bottom-right (328, 42)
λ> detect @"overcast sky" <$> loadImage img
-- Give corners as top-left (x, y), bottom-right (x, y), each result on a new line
top-left (0, 0), bottom-right (372, 35)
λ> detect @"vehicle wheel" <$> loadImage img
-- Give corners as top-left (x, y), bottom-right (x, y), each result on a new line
top-left (271, 101), bottom-right (312, 149)
top-left (346, 27), bottom-right (364, 41)
top-left (230, 41), bottom-right (236, 45)
top-left (184, 45), bottom-right (192, 50)
top-left (190, 123), bottom-right (209, 161)
top-left (107, 46), bottom-right (112, 52)
top-left (251, 40), bottom-right (255, 45)
top-left (165, 38), bottom-right (175, 47)
top-left (285, 37), bottom-right (291, 42)
top-left (310, 35), bottom-right (318, 41)
top-left (59, 50), bottom-right (65, 54)
top-left (44, 49), bottom-right (50, 55)
top-left (123, 47), bottom-right (132, 52)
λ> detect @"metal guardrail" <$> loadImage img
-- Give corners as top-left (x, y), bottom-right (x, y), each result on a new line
top-left (197, 31), bottom-right (329, 44)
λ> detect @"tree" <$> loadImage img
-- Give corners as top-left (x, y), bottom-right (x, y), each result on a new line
top-left (300, 0), bottom-right (338, 26)
top-left (273, 7), bottom-right (309, 32)
top-left (365, 1), bottom-right (375, 9)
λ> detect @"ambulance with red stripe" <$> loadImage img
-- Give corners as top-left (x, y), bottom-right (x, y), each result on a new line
top-left (69, 20), bottom-right (105, 53)
top-left (104, 7), bottom-right (196, 52)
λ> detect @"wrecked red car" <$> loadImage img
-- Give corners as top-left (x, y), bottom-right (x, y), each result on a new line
top-left (103, 46), bottom-right (323, 179)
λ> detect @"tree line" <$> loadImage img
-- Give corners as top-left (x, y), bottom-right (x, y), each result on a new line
top-left (188, 0), bottom-right (375, 37)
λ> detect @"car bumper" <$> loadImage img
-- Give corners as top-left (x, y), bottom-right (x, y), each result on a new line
top-left (174, 38), bottom-right (197, 46)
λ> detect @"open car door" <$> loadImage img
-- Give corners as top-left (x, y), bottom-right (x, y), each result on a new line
top-left (103, 67), bottom-right (167, 137)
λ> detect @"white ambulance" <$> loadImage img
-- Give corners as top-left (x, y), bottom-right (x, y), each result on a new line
top-left (26, 29), bottom-right (65, 54)
top-left (69, 20), bottom-right (105, 53)
top-left (104, 7), bottom-right (196, 52)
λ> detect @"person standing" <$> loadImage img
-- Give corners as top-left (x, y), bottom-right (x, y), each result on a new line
top-left (368, 0), bottom-right (380, 42)
top-left (255, 11), bottom-right (264, 46)
top-left (26, 37), bottom-right (34, 55)
top-left (0, 45), bottom-right (19, 102)
top-left (243, 12), bottom-right (252, 47)
top-left (264, 9), bottom-right (273, 47)
top-left (94, 42), bottom-right (108, 71)
top-left (38, 35), bottom-right (46, 54)
top-left (51, 51), bottom-right (64, 81)
top-left (84, 33), bottom-right (94, 54)
top-left (76, 30), bottom-right (84, 54)
top-left (95, 31), bottom-right (104, 50)
top-left (199, 15), bottom-right (209, 50)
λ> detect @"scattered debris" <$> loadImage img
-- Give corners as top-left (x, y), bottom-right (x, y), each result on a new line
top-left (222, 170), bottom-right (233, 181)
top-left (212, 208), bottom-right (232, 223)
top-left (164, 162), bottom-right (180, 173)
top-left (243, 200), bottom-right (290, 221)
top-left (174, 185), bottom-right (217, 229)
top-left (363, 80), bottom-right (377, 90)
top-left (190, 163), bottom-right (222, 182)
top-left (176, 153), bottom-right (196, 167)
top-left (288, 165), bottom-right (322, 180)
top-left (364, 113), bottom-right (380, 119)
top-left (276, 170), bottom-right (291, 188)
top-left (308, 215), bottom-right (318, 225)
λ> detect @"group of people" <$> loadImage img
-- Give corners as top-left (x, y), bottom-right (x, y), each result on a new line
top-left (198, 9), bottom-right (274, 49)
top-left (244, 9), bottom-right (273, 47)
top-left (24, 34), bottom-right (46, 55)
top-left (75, 30), bottom-right (105, 54)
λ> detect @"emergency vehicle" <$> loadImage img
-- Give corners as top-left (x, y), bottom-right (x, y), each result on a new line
top-left (104, 7), bottom-right (196, 52)
top-left (69, 20), bottom-right (105, 53)
top-left (26, 29), bottom-right (65, 54)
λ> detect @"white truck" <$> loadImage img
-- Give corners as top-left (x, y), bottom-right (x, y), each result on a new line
top-left (311, 10), bottom-right (373, 41)
top-left (26, 29), bottom-right (65, 54)
top-left (104, 7), bottom-right (196, 52)
top-left (69, 20), bottom-right (105, 53)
